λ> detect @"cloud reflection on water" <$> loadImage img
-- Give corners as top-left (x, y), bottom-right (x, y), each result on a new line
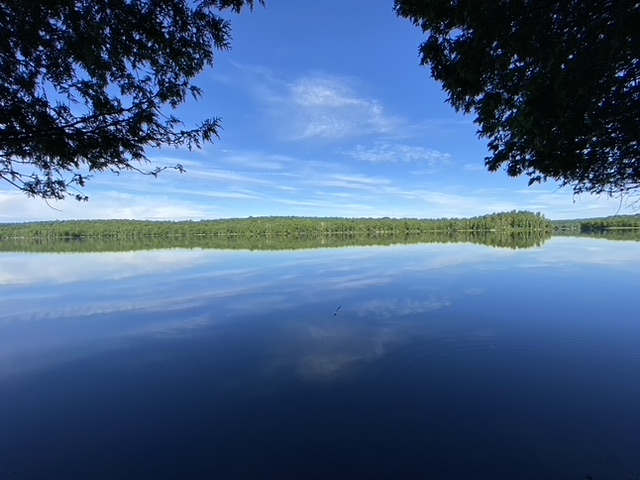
top-left (2, 238), bottom-right (640, 380)
top-left (358, 295), bottom-right (452, 320)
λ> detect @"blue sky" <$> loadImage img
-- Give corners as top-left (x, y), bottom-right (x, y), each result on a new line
top-left (0, 0), bottom-right (633, 222)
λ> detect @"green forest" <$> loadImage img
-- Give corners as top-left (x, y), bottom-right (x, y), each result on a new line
top-left (0, 210), bottom-right (551, 252)
top-left (2, 211), bottom-right (639, 253)
top-left (0, 210), bottom-right (551, 238)
top-left (552, 214), bottom-right (640, 232)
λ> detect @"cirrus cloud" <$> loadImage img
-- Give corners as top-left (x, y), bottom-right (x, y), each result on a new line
top-left (348, 141), bottom-right (452, 165)
top-left (287, 76), bottom-right (400, 140)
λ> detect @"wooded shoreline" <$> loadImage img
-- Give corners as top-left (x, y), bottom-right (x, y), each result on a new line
top-left (0, 211), bottom-right (554, 239)
top-left (1, 211), bottom-right (639, 253)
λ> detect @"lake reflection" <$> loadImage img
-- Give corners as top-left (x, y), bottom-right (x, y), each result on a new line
top-left (1, 238), bottom-right (639, 479)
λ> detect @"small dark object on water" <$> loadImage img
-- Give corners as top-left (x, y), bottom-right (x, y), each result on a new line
top-left (333, 305), bottom-right (342, 316)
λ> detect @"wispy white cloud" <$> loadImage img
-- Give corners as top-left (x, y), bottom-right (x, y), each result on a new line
top-left (217, 151), bottom-right (294, 171)
top-left (377, 188), bottom-right (516, 218)
top-left (302, 173), bottom-right (392, 194)
top-left (229, 64), bottom-right (402, 142)
top-left (170, 168), bottom-right (277, 186)
top-left (505, 188), bottom-right (630, 219)
top-left (463, 163), bottom-right (486, 172)
top-left (290, 78), bottom-right (363, 108)
top-left (348, 142), bottom-right (451, 165)
top-left (0, 190), bottom-right (215, 222)
top-left (286, 76), bottom-right (400, 141)
top-left (225, 64), bottom-right (479, 145)
top-left (326, 173), bottom-right (392, 187)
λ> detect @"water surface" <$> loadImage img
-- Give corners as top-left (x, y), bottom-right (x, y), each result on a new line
top-left (0, 237), bottom-right (639, 479)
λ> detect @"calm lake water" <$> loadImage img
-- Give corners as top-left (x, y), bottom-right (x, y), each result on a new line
top-left (1, 237), bottom-right (639, 479)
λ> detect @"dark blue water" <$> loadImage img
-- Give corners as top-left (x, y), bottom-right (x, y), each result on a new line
top-left (1, 238), bottom-right (639, 479)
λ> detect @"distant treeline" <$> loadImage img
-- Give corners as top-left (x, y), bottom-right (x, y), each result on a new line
top-left (2, 211), bottom-right (639, 253)
top-left (0, 230), bottom-right (552, 253)
top-left (555, 229), bottom-right (640, 243)
top-left (553, 213), bottom-right (640, 232)
top-left (0, 211), bottom-right (552, 239)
